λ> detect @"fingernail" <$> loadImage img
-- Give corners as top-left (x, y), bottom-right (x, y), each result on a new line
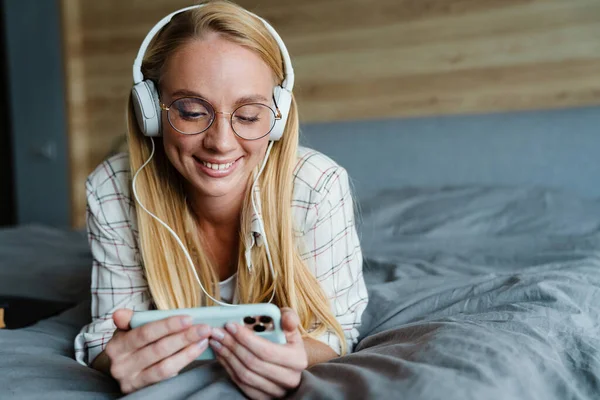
top-left (197, 338), bottom-right (208, 349)
top-left (212, 328), bottom-right (225, 340)
top-left (181, 316), bottom-right (193, 327)
top-left (209, 339), bottom-right (222, 349)
top-left (196, 325), bottom-right (211, 336)
top-left (225, 322), bottom-right (237, 334)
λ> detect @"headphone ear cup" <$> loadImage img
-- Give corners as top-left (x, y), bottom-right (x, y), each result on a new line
top-left (270, 85), bottom-right (291, 141)
top-left (131, 80), bottom-right (162, 137)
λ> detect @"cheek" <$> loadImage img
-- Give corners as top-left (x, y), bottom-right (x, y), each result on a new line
top-left (161, 130), bottom-right (199, 172)
top-left (243, 140), bottom-right (269, 168)
top-left (163, 129), bottom-right (193, 155)
top-left (161, 132), bottom-right (180, 163)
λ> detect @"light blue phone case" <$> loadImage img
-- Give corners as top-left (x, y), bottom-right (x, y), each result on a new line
top-left (129, 303), bottom-right (286, 360)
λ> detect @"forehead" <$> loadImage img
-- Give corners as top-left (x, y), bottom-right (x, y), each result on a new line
top-left (160, 33), bottom-right (276, 103)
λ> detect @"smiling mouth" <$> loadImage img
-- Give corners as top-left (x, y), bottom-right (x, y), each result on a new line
top-left (193, 156), bottom-right (240, 171)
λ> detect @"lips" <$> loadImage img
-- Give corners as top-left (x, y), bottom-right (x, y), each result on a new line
top-left (199, 159), bottom-right (235, 170)
top-left (193, 155), bottom-right (241, 177)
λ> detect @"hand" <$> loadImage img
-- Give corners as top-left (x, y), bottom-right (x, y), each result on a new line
top-left (210, 307), bottom-right (308, 400)
top-left (104, 309), bottom-right (212, 394)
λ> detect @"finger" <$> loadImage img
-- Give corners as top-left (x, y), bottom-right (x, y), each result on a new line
top-left (113, 309), bottom-right (134, 331)
top-left (220, 323), bottom-right (307, 370)
top-left (120, 314), bottom-right (194, 354)
top-left (133, 339), bottom-right (210, 390)
top-left (124, 324), bottom-right (212, 372)
top-left (280, 308), bottom-right (303, 344)
top-left (211, 338), bottom-right (287, 397)
top-left (213, 348), bottom-right (285, 399)
top-left (217, 355), bottom-right (271, 400)
top-left (213, 327), bottom-right (302, 389)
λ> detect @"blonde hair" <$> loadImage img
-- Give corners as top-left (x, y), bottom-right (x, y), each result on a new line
top-left (127, 0), bottom-right (347, 354)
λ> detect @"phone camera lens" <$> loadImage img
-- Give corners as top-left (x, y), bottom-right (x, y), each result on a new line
top-left (244, 316), bottom-right (256, 324)
top-left (253, 324), bottom-right (266, 332)
top-left (259, 316), bottom-right (272, 324)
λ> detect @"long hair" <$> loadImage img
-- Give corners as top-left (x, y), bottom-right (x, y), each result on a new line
top-left (127, 0), bottom-right (347, 354)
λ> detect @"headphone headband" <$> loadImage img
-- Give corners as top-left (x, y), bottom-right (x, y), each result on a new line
top-left (132, 5), bottom-right (294, 91)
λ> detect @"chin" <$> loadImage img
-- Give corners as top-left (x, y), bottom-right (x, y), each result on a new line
top-left (192, 175), bottom-right (246, 199)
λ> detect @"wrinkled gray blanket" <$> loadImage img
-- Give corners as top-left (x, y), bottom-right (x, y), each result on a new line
top-left (1, 186), bottom-right (599, 399)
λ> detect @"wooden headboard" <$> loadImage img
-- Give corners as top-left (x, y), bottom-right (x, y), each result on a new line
top-left (60, 0), bottom-right (600, 227)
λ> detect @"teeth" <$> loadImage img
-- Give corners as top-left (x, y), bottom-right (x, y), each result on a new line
top-left (201, 160), bottom-right (234, 170)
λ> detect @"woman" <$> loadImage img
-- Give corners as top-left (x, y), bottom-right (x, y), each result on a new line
top-left (75, 1), bottom-right (368, 398)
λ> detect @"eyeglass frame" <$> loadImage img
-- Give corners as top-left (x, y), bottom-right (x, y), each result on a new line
top-left (159, 96), bottom-right (282, 141)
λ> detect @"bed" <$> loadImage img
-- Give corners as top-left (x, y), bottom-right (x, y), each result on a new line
top-left (1, 184), bottom-right (599, 399)
top-left (2, 107), bottom-right (600, 399)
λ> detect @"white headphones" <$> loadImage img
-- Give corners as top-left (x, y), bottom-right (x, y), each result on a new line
top-left (131, 4), bottom-right (295, 141)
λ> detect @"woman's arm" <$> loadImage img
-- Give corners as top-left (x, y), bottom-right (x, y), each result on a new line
top-left (74, 157), bottom-right (152, 367)
top-left (303, 336), bottom-right (338, 366)
top-left (299, 165), bottom-right (369, 355)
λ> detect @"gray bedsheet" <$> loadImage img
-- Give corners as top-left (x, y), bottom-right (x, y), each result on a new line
top-left (1, 186), bottom-right (599, 399)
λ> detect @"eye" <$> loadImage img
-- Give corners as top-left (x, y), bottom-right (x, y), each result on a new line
top-left (181, 110), bottom-right (205, 117)
top-left (233, 104), bottom-right (271, 125)
top-left (234, 114), bottom-right (260, 124)
top-left (173, 98), bottom-right (211, 121)
top-left (178, 108), bottom-right (209, 120)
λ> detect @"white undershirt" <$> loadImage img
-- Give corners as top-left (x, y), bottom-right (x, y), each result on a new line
top-left (219, 273), bottom-right (237, 303)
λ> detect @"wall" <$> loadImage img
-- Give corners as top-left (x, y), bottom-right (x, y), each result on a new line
top-left (2, 0), bottom-right (70, 227)
top-left (300, 106), bottom-right (600, 201)
top-left (60, 0), bottom-right (600, 227)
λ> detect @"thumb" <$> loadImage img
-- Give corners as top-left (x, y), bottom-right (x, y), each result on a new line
top-left (112, 308), bottom-right (134, 331)
top-left (280, 307), bottom-right (302, 344)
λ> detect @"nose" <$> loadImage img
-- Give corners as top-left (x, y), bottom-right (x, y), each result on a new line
top-left (202, 112), bottom-right (237, 153)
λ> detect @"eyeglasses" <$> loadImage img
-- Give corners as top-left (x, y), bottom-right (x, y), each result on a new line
top-left (160, 97), bottom-right (281, 140)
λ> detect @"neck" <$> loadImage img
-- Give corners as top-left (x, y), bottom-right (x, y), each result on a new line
top-left (187, 186), bottom-right (246, 280)
top-left (188, 190), bottom-right (245, 234)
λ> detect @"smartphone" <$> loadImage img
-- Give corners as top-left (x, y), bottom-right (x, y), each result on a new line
top-left (129, 303), bottom-right (286, 360)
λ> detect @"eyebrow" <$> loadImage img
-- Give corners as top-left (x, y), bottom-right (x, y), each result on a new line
top-left (170, 89), bottom-right (270, 105)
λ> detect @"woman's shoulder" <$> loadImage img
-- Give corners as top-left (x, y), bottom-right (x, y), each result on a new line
top-left (293, 146), bottom-right (346, 196)
top-left (85, 153), bottom-right (136, 227)
top-left (85, 152), bottom-right (139, 254)
top-left (292, 147), bottom-right (352, 234)
top-left (86, 152), bottom-right (132, 198)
